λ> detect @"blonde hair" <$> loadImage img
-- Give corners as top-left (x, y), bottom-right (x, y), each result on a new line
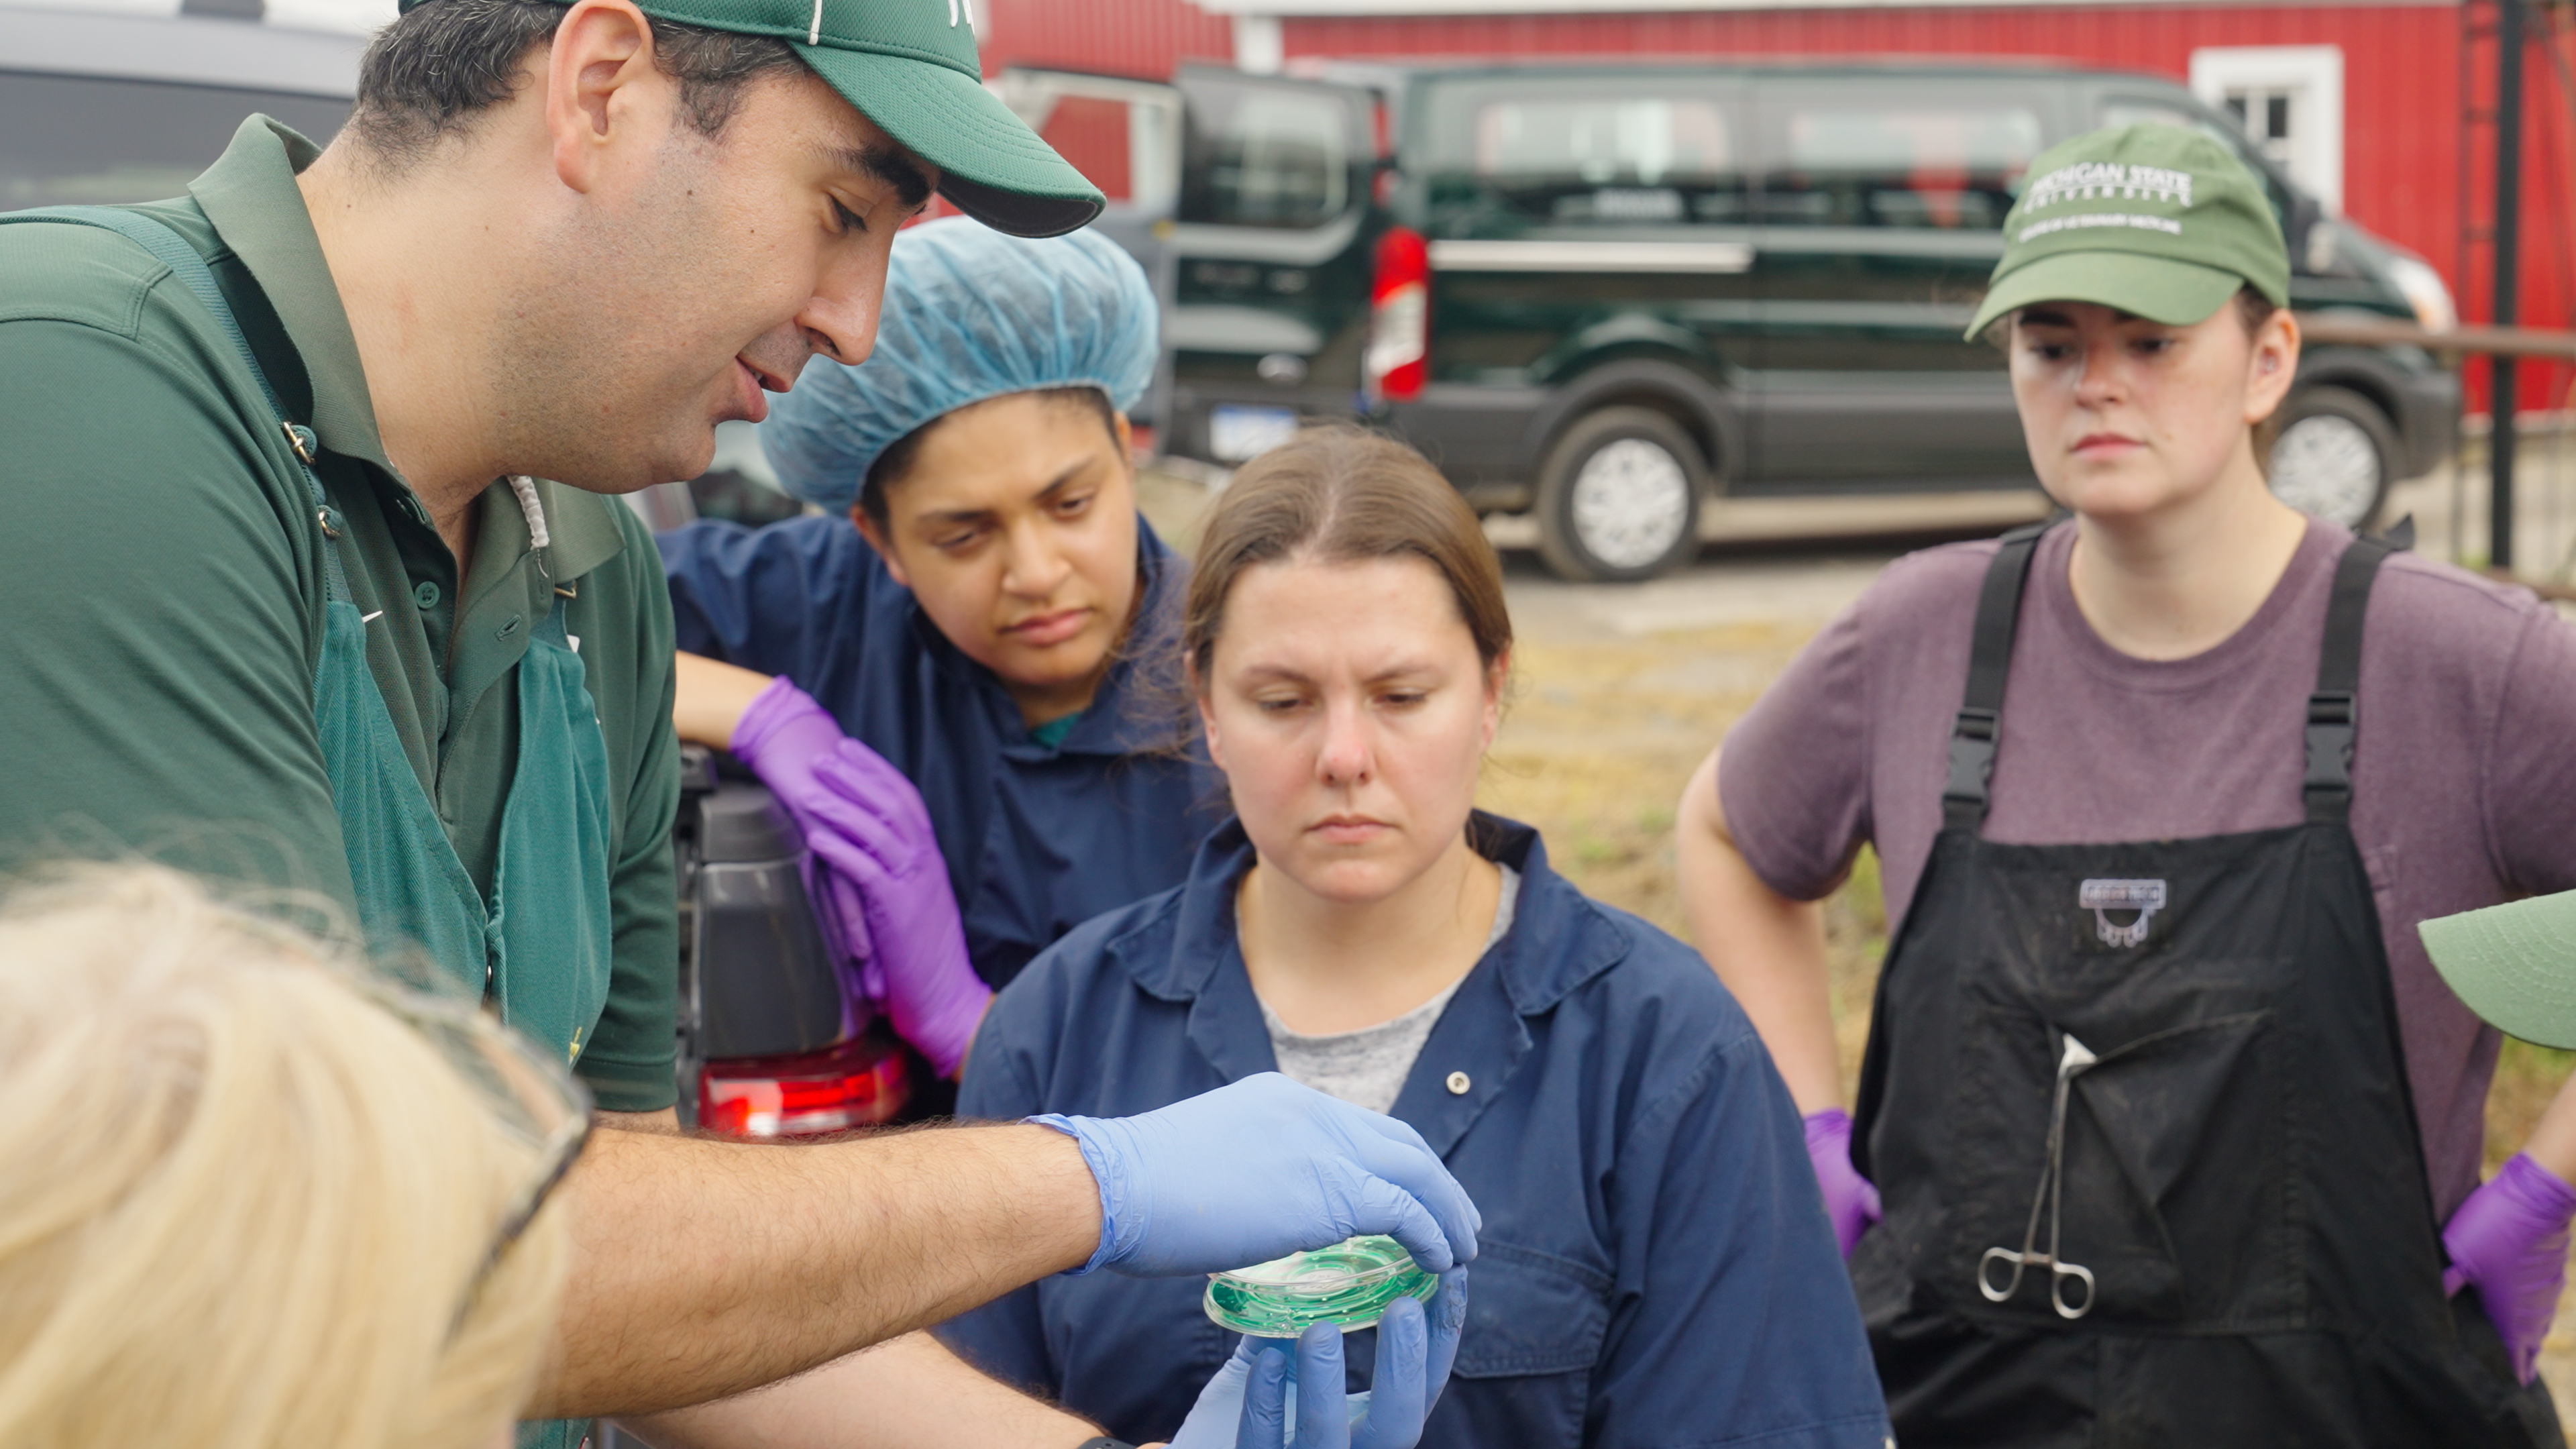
top-left (0, 865), bottom-right (572, 1449)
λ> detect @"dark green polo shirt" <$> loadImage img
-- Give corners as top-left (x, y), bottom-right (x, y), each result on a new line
top-left (0, 117), bottom-right (680, 1111)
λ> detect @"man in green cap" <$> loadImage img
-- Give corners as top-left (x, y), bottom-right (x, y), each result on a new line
top-left (1678, 122), bottom-right (2576, 1441)
top-left (0, 0), bottom-right (1479, 1444)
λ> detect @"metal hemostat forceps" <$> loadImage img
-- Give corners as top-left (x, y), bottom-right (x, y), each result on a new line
top-left (1978, 1032), bottom-right (2100, 1320)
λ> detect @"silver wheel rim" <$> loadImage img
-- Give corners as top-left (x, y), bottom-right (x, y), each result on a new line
top-left (2268, 414), bottom-right (2382, 528)
top-left (1570, 438), bottom-right (1693, 570)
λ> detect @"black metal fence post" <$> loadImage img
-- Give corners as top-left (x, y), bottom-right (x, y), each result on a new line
top-left (2495, 0), bottom-right (2526, 567)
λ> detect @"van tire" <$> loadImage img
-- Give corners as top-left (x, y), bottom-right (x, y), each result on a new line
top-left (1534, 407), bottom-right (1707, 582)
top-left (2267, 386), bottom-right (2398, 530)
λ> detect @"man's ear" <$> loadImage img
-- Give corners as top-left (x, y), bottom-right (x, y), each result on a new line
top-left (545, 0), bottom-right (666, 195)
top-left (853, 507), bottom-right (912, 589)
top-left (1111, 409), bottom-right (1135, 466)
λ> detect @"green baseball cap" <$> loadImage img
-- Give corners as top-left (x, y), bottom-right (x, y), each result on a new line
top-left (2422, 891), bottom-right (2576, 1049)
top-left (396, 0), bottom-right (1104, 238)
top-left (1967, 122), bottom-right (2289, 339)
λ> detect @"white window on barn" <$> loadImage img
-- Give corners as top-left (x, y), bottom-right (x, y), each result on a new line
top-left (2189, 45), bottom-right (2344, 214)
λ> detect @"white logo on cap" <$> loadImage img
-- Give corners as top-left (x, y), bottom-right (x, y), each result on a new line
top-left (2019, 213), bottom-right (2186, 244)
top-left (2024, 162), bottom-right (2193, 213)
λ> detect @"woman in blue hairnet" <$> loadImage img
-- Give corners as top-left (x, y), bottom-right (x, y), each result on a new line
top-left (658, 218), bottom-right (1217, 1083)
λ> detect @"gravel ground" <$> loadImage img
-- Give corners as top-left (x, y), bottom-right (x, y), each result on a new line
top-left (1138, 463), bottom-right (2576, 1421)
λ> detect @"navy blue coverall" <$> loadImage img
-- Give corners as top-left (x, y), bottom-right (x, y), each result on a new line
top-left (943, 814), bottom-right (1892, 1448)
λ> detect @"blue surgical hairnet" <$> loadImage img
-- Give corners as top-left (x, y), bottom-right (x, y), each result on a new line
top-left (761, 217), bottom-right (1160, 513)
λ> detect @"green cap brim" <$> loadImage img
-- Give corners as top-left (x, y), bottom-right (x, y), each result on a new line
top-left (796, 44), bottom-right (1104, 238)
top-left (2420, 889), bottom-right (2576, 1049)
top-left (1964, 250), bottom-right (2248, 340)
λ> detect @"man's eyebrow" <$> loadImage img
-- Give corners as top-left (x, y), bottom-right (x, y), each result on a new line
top-left (830, 144), bottom-right (933, 211)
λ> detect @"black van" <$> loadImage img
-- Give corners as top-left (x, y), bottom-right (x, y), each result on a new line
top-left (1003, 60), bottom-right (2459, 580)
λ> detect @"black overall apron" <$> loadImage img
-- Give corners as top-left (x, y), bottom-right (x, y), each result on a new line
top-left (1849, 525), bottom-right (2562, 1447)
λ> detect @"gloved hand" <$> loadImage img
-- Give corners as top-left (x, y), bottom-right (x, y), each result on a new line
top-left (1168, 1271), bottom-right (1468, 1449)
top-left (2443, 1152), bottom-right (2576, 1383)
top-left (1803, 1108), bottom-right (1882, 1258)
top-left (730, 677), bottom-right (992, 1077)
top-left (1032, 1072), bottom-right (1481, 1278)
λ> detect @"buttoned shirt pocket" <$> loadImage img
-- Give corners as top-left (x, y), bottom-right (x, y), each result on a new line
top-left (1444, 1238), bottom-right (1612, 1448)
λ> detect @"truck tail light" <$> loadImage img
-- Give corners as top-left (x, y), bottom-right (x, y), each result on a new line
top-left (699, 1032), bottom-right (910, 1139)
top-left (1366, 226), bottom-right (1430, 404)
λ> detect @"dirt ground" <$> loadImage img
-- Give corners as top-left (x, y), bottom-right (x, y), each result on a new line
top-left (1137, 462), bottom-right (2576, 1417)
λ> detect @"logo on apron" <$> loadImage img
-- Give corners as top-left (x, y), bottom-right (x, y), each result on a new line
top-left (2078, 878), bottom-right (2167, 949)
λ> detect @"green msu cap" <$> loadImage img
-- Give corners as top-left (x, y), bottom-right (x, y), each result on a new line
top-left (2422, 890), bottom-right (2576, 1050)
top-left (397, 0), bottom-right (1104, 238)
top-left (1967, 123), bottom-right (2289, 339)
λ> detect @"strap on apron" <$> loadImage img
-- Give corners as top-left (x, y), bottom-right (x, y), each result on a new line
top-left (1939, 523), bottom-right (2401, 835)
top-left (2306, 535), bottom-right (2396, 824)
top-left (1940, 522), bottom-right (2048, 833)
top-left (1, 207), bottom-right (351, 600)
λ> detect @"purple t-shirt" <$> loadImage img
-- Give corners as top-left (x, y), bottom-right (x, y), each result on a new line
top-left (1721, 518), bottom-right (2576, 1218)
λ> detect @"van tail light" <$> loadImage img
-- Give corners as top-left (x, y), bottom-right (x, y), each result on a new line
top-left (1366, 226), bottom-right (1430, 404)
top-left (699, 1032), bottom-right (910, 1139)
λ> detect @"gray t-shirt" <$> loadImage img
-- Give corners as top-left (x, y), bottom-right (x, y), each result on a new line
top-left (1719, 519), bottom-right (2576, 1218)
top-left (1261, 865), bottom-right (1521, 1114)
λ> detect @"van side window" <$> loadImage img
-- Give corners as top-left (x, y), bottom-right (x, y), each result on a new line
top-left (1758, 97), bottom-right (2041, 229)
top-left (1420, 79), bottom-right (1746, 227)
top-left (1177, 76), bottom-right (1359, 229)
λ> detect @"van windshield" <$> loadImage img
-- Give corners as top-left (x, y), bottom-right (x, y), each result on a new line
top-left (0, 69), bottom-right (350, 208)
top-left (1419, 76), bottom-right (1747, 227)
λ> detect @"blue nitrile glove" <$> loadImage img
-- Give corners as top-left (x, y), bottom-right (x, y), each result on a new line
top-left (1169, 1271), bottom-right (1468, 1449)
top-left (1030, 1073), bottom-right (1481, 1278)
top-left (731, 677), bottom-right (991, 1076)
top-left (2443, 1152), bottom-right (2576, 1383)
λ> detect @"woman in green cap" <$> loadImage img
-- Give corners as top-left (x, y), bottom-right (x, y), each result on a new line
top-left (1678, 122), bottom-right (2576, 1443)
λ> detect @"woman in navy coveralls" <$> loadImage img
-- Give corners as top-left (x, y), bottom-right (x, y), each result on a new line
top-left (940, 429), bottom-right (1890, 1448)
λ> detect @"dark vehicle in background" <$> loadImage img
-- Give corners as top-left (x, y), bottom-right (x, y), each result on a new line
top-left (1, 4), bottom-right (360, 205)
top-left (1006, 59), bottom-right (2461, 580)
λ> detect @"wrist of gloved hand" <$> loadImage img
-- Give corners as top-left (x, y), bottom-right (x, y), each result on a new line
top-left (2443, 1151), bottom-right (2576, 1384)
top-left (1802, 1108), bottom-right (1883, 1259)
top-left (729, 676), bottom-right (842, 779)
top-left (1028, 1073), bottom-right (1479, 1281)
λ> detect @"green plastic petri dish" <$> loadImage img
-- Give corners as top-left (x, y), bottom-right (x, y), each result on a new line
top-left (1203, 1234), bottom-right (1439, 1338)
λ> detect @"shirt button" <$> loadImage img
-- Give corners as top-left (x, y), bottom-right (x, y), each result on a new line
top-left (412, 580), bottom-right (441, 610)
top-left (1445, 1071), bottom-right (1471, 1095)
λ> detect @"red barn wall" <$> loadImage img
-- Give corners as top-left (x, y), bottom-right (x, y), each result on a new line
top-left (980, 0), bottom-right (1234, 78)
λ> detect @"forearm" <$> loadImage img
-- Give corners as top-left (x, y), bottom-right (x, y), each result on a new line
top-left (612, 1331), bottom-right (1102, 1449)
top-left (533, 1120), bottom-right (1100, 1418)
top-left (672, 650), bottom-right (776, 750)
top-left (2522, 1070), bottom-right (2576, 1184)
top-left (1676, 747), bottom-right (1843, 1114)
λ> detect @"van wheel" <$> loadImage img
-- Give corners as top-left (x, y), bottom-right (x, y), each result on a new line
top-left (1535, 407), bottom-right (1707, 582)
top-left (2267, 386), bottom-right (2398, 530)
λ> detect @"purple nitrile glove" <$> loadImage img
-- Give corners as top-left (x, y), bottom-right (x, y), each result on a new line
top-left (731, 678), bottom-right (993, 1077)
top-left (2443, 1152), bottom-right (2576, 1383)
top-left (1803, 1108), bottom-right (1882, 1258)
